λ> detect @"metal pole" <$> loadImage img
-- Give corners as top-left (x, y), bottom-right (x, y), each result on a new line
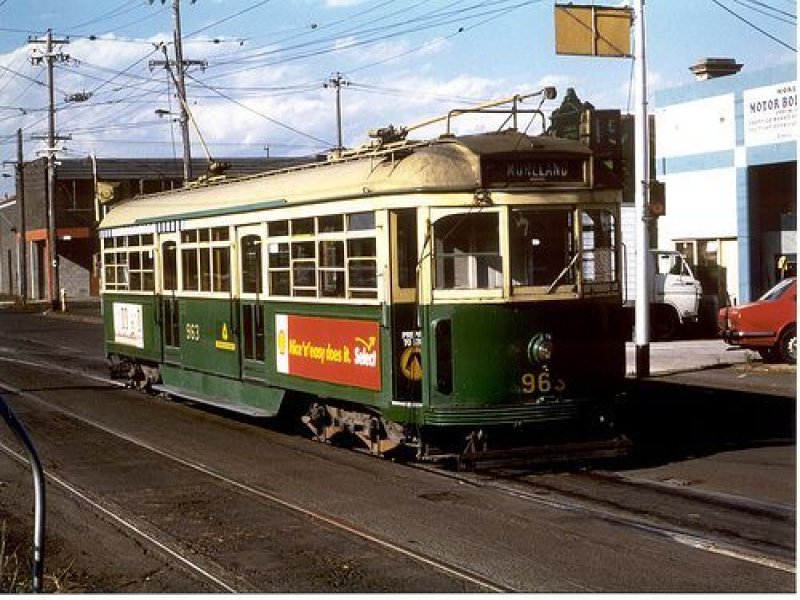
top-left (45, 29), bottom-right (59, 309)
top-left (335, 76), bottom-right (343, 152)
top-left (0, 395), bottom-right (46, 593)
top-left (172, 0), bottom-right (192, 182)
top-left (17, 128), bottom-right (27, 305)
top-left (633, 0), bottom-right (650, 377)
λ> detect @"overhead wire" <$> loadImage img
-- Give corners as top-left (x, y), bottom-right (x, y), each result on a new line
top-left (184, 72), bottom-right (333, 148)
top-left (729, 0), bottom-right (796, 25)
top-left (710, 0), bottom-right (796, 52)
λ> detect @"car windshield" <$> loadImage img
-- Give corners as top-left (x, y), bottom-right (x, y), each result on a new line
top-left (759, 278), bottom-right (795, 302)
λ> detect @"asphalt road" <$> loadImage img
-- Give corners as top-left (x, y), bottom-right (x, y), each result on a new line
top-left (0, 311), bottom-right (794, 592)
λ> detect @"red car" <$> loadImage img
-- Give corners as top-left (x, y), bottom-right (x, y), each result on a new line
top-left (718, 277), bottom-right (796, 364)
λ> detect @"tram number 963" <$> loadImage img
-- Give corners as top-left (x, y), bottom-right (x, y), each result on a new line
top-left (521, 371), bottom-right (566, 395)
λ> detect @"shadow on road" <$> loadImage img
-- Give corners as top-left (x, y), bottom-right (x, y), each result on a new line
top-left (615, 378), bottom-right (795, 469)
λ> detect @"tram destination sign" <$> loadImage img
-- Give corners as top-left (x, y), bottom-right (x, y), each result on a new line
top-left (481, 154), bottom-right (587, 187)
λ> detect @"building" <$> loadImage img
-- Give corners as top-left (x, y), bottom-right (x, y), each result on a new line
top-left (654, 58), bottom-right (797, 307)
top-left (0, 156), bottom-right (312, 303)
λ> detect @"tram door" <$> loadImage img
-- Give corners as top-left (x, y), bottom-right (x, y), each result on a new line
top-left (389, 209), bottom-right (423, 404)
top-left (159, 233), bottom-right (181, 366)
top-left (237, 226), bottom-right (267, 381)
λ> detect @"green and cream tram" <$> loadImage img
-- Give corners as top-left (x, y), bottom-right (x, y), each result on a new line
top-left (100, 97), bottom-right (628, 459)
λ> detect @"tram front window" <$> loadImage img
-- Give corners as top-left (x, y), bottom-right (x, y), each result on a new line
top-left (510, 209), bottom-right (575, 287)
top-left (434, 213), bottom-right (501, 290)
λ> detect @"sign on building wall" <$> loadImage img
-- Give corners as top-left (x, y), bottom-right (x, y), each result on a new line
top-left (743, 81), bottom-right (797, 147)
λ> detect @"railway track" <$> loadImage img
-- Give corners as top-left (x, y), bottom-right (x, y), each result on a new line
top-left (0, 349), bottom-right (794, 591)
top-left (414, 463), bottom-right (796, 575)
top-left (0, 356), bottom-right (508, 592)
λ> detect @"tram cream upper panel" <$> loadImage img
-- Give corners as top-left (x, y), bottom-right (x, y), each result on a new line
top-left (98, 132), bottom-right (591, 231)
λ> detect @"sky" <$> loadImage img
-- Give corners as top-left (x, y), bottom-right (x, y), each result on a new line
top-left (0, 0), bottom-right (795, 197)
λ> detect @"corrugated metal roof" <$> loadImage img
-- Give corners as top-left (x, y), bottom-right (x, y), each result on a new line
top-left (54, 156), bottom-right (314, 180)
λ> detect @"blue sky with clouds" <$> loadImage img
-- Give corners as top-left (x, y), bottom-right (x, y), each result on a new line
top-left (0, 0), bottom-right (795, 194)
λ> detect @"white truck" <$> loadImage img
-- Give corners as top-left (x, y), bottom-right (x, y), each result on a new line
top-left (624, 249), bottom-right (703, 340)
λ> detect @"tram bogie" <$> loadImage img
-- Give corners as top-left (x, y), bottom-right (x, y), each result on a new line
top-left (100, 91), bottom-right (629, 462)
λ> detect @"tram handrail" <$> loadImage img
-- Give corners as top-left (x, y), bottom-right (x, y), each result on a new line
top-left (0, 394), bottom-right (45, 593)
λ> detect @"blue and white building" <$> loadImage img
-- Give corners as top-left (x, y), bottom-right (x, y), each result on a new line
top-left (654, 58), bottom-right (797, 306)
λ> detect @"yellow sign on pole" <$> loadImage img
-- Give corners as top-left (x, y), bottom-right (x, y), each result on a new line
top-left (554, 4), bottom-right (632, 58)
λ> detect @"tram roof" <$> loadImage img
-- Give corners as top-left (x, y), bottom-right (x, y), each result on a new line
top-left (99, 130), bottom-right (590, 230)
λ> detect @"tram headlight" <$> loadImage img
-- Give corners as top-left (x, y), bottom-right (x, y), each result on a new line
top-left (527, 333), bottom-right (553, 364)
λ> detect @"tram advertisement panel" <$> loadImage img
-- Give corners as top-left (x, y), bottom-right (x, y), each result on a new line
top-left (113, 302), bottom-right (144, 349)
top-left (275, 314), bottom-right (381, 391)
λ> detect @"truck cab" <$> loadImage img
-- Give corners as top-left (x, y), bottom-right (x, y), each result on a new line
top-left (648, 250), bottom-right (703, 339)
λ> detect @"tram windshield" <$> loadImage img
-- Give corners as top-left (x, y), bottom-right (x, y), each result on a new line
top-left (510, 209), bottom-right (575, 287)
top-left (431, 206), bottom-right (618, 294)
top-left (434, 212), bottom-right (502, 290)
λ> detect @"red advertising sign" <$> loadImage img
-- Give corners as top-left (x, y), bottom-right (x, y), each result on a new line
top-left (275, 314), bottom-right (381, 391)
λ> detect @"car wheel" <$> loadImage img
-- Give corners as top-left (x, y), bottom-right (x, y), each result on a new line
top-left (776, 324), bottom-right (797, 365)
top-left (651, 307), bottom-right (679, 341)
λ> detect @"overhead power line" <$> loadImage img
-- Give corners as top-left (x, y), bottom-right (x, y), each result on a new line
top-left (710, 0), bottom-right (796, 52)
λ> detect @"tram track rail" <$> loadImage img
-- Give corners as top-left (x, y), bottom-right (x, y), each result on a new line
top-left (412, 462), bottom-right (796, 575)
top-left (0, 349), bottom-right (793, 590)
top-left (0, 356), bottom-right (511, 593)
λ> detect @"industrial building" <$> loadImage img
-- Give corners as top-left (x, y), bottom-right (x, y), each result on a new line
top-left (654, 58), bottom-right (797, 306)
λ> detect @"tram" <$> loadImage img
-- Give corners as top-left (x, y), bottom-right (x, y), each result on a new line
top-left (99, 90), bottom-right (629, 460)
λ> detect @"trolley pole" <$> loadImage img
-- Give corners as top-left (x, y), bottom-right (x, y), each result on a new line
top-left (633, 0), bottom-right (651, 378)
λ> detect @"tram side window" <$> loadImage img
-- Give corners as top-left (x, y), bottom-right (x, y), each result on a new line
top-left (395, 209), bottom-right (418, 289)
top-left (162, 241), bottom-right (180, 348)
top-left (102, 234), bottom-right (155, 292)
top-left (510, 209), bottom-right (575, 287)
top-left (265, 212), bottom-right (378, 300)
top-left (103, 238), bottom-right (128, 291)
top-left (162, 241), bottom-right (177, 291)
top-left (434, 213), bottom-right (501, 290)
top-left (319, 240), bottom-right (345, 297)
top-left (180, 227), bottom-right (231, 293)
top-left (348, 238), bottom-right (377, 298)
top-left (291, 240), bottom-right (317, 297)
top-left (268, 240), bottom-right (290, 295)
top-left (241, 235), bottom-right (263, 294)
top-left (581, 210), bottom-right (616, 283)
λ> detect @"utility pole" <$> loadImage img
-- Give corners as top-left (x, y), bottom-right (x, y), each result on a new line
top-left (324, 72), bottom-right (349, 155)
top-left (30, 29), bottom-right (69, 308)
top-left (150, 0), bottom-right (204, 183)
top-left (633, 0), bottom-right (651, 378)
top-left (17, 129), bottom-right (26, 305)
